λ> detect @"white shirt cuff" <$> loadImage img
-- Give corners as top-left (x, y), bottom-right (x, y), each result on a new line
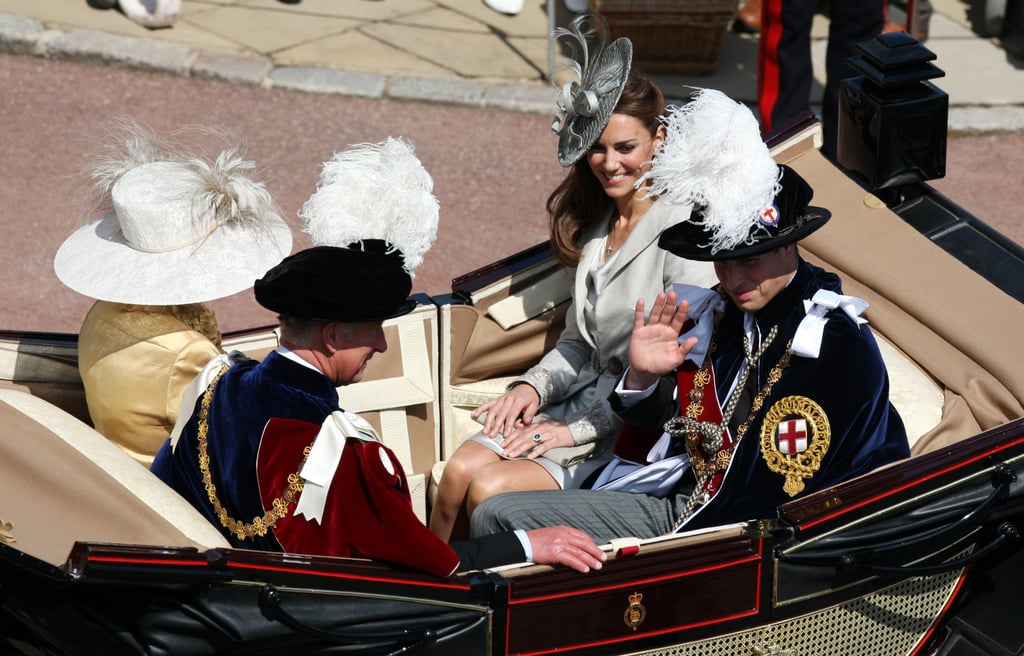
top-left (514, 529), bottom-right (533, 561)
top-left (613, 366), bottom-right (658, 408)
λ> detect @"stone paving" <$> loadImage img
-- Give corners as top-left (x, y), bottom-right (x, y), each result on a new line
top-left (1, 0), bottom-right (1023, 129)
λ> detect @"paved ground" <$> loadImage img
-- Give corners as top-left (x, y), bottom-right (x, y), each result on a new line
top-left (2, 0), bottom-right (1024, 124)
top-left (0, 0), bottom-right (1022, 335)
top-left (0, 52), bottom-right (566, 333)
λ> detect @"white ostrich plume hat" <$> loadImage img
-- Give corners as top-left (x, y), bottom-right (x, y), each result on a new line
top-left (639, 88), bottom-right (782, 255)
top-left (300, 137), bottom-right (440, 277)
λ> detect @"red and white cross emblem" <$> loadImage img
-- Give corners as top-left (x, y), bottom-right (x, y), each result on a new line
top-left (760, 204), bottom-right (780, 227)
top-left (776, 419), bottom-right (808, 454)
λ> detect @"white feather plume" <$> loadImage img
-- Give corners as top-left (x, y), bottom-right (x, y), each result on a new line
top-left (87, 116), bottom-right (168, 206)
top-left (301, 137), bottom-right (440, 276)
top-left (639, 88), bottom-right (781, 254)
top-left (188, 146), bottom-right (282, 232)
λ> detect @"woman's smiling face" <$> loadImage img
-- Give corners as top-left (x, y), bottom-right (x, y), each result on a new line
top-left (586, 113), bottom-right (663, 201)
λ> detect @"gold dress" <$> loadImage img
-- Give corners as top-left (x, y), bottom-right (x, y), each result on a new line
top-left (77, 301), bottom-right (222, 466)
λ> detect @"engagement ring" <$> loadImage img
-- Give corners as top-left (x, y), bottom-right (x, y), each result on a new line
top-left (532, 434), bottom-right (542, 443)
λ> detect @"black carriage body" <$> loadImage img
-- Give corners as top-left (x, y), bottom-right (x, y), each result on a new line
top-left (0, 418), bottom-right (1022, 655)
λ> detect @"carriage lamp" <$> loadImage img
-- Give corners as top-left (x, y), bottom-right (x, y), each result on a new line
top-left (836, 31), bottom-right (948, 194)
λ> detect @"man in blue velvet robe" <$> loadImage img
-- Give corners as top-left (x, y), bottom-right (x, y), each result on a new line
top-left (152, 243), bottom-right (606, 576)
top-left (470, 165), bottom-right (911, 542)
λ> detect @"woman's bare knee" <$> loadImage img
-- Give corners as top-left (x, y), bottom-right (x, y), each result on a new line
top-left (467, 460), bottom-right (557, 513)
top-left (441, 441), bottom-right (499, 486)
top-left (431, 441), bottom-right (501, 541)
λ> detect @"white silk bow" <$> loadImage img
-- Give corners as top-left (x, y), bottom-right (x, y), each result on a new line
top-left (169, 352), bottom-right (234, 451)
top-left (294, 410), bottom-right (381, 524)
top-left (552, 81), bottom-right (600, 134)
top-left (791, 289), bottom-right (869, 358)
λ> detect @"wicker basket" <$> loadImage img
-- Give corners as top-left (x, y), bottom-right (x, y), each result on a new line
top-left (589, 0), bottom-right (739, 75)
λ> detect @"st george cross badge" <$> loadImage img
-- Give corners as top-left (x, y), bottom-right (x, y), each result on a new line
top-left (759, 396), bottom-right (830, 496)
top-left (776, 419), bottom-right (808, 454)
top-left (760, 203), bottom-right (780, 227)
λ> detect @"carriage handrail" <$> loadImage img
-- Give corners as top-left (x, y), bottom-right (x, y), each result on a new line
top-left (258, 584), bottom-right (482, 654)
top-left (778, 463), bottom-right (1018, 566)
top-left (846, 522), bottom-right (1021, 577)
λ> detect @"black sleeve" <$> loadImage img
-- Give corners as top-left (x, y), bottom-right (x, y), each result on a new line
top-left (451, 532), bottom-right (526, 571)
top-left (608, 373), bottom-right (677, 428)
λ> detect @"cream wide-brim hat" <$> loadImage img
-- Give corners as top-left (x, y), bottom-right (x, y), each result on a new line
top-left (54, 161), bottom-right (293, 306)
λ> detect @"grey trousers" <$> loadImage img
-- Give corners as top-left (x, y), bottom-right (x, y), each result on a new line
top-left (470, 488), bottom-right (690, 545)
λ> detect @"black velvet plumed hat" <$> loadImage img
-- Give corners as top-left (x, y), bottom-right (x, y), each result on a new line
top-left (259, 137), bottom-right (440, 323)
top-left (254, 242), bottom-right (415, 323)
top-left (638, 89), bottom-right (830, 262)
top-left (658, 164), bottom-right (831, 262)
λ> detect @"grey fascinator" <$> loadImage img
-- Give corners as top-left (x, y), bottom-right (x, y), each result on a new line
top-left (550, 14), bottom-right (633, 167)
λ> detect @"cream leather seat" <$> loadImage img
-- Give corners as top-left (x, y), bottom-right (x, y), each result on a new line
top-left (0, 388), bottom-right (228, 566)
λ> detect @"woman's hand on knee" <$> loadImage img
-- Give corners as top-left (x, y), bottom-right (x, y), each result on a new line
top-left (502, 420), bottom-right (573, 459)
top-left (473, 383), bottom-right (541, 438)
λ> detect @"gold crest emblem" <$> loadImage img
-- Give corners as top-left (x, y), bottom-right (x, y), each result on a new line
top-left (0, 518), bottom-right (14, 544)
top-left (623, 592), bottom-right (646, 631)
top-left (760, 396), bottom-right (830, 496)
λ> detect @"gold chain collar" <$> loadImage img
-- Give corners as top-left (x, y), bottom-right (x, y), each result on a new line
top-left (197, 365), bottom-right (310, 541)
top-left (667, 324), bottom-right (795, 528)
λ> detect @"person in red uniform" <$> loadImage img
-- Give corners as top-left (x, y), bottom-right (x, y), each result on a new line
top-left (757, 0), bottom-right (885, 159)
top-left (151, 244), bottom-right (606, 577)
top-left (152, 135), bottom-right (604, 577)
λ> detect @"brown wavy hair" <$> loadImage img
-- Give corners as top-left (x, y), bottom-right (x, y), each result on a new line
top-left (546, 69), bottom-right (665, 267)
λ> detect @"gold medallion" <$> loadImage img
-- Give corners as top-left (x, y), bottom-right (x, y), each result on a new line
top-left (0, 518), bottom-right (14, 544)
top-left (759, 396), bottom-right (830, 497)
top-left (623, 592), bottom-right (646, 631)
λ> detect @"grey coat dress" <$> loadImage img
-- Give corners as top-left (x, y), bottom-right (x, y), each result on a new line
top-left (469, 199), bottom-right (717, 488)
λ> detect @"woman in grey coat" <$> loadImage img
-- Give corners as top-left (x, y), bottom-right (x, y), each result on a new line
top-left (429, 18), bottom-right (715, 542)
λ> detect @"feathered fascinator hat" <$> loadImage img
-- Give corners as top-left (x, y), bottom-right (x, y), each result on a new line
top-left (255, 138), bottom-right (440, 323)
top-left (641, 89), bottom-right (831, 261)
top-left (54, 118), bottom-right (292, 305)
top-left (550, 13), bottom-right (633, 167)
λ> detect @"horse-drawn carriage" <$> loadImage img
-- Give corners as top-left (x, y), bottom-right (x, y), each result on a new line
top-left (1, 42), bottom-right (1024, 654)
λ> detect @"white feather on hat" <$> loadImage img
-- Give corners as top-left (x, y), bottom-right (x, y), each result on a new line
top-left (300, 137), bottom-right (439, 277)
top-left (54, 117), bottom-right (292, 306)
top-left (85, 116), bottom-right (169, 206)
top-left (639, 88), bottom-right (781, 255)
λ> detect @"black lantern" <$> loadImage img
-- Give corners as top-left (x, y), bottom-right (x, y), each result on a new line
top-left (836, 31), bottom-right (948, 193)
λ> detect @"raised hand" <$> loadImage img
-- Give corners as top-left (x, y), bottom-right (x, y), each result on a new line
top-left (624, 292), bottom-right (697, 390)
